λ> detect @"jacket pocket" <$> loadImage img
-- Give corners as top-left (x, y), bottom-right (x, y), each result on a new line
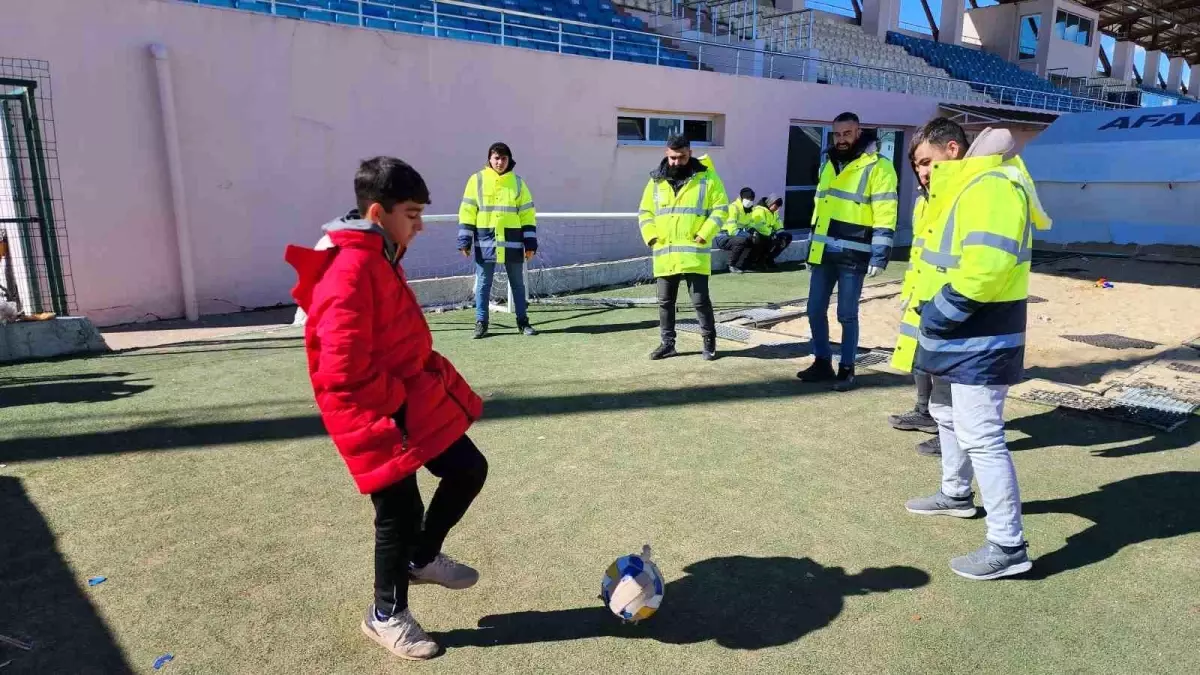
top-left (391, 404), bottom-right (410, 452)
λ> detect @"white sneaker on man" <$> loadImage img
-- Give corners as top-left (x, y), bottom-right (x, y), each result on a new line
top-left (361, 606), bottom-right (440, 661)
top-left (409, 553), bottom-right (480, 589)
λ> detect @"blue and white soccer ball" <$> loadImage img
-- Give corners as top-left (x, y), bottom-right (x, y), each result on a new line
top-left (600, 545), bottom-right (664, 623)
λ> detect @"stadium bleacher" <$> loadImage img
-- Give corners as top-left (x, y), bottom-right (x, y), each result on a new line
top-left (886, 31), bottom-right (1103, 112)
top-left (181, 0), bottom-right (697, 69)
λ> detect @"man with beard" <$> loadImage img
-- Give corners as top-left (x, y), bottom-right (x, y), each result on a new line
top-left (639, 134), bottom-right (729, 361)
top-left (797, 112), bottom-right (898, 391)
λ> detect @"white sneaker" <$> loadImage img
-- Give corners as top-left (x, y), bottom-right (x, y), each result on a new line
top-left (360, 606), bottom-right (440, 661)
top-left (409, 553), bottom-right (479, 590)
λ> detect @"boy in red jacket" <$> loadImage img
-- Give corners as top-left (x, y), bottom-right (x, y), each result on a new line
top-left (285, 157), bottom-right (487, 661)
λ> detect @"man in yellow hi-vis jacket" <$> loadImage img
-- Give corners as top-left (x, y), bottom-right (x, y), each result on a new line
top-left (638, 134), bottom-right (729, 361)
top-left (797, 112), bottom-right (898, 391)
top-left (458, 142), bottom-right (537, 339)
top-left (888, 145), bottom-right (940, 457)
top-left (896, 120), bottom-right (1051, 581)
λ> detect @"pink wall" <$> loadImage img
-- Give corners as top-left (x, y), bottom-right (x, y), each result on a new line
top-left (1, 0), bottom-right (942, 325)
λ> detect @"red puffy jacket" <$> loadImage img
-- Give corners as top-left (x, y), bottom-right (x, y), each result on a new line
top-left (285, 223), bottom-right (483, 494)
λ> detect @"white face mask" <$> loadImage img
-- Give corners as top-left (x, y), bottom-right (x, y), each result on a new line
top-left (742, 199), bottom-right (753, 208)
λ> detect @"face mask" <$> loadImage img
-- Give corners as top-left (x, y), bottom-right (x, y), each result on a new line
top-left (742, 199), bottom-right (753, 208)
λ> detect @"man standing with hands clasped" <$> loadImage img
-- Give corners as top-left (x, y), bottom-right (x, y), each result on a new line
top-left (639, 134), bottom-right (729, 361)
top-left (458, 142), bottom-right (538, 339)
top-left (797, 112), bottom-right (898, 391)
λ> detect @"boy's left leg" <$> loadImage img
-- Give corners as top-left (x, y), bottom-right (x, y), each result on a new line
top-left (410, 435), bottom-right (489, 589)
top-left (363, 477), bottom-right (440, 660)
top-left (503, 258), bottom-right (537, 335)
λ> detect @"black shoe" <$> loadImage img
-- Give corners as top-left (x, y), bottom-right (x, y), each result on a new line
top-left (649, 343), bottom-right (678, 361)
top-left (832, 365), bottom-right (856, 392)
top-left (473, 321), bottom-right (488, 339)
top-left (518, 320), bottom-right (538, 336)
top-left (796, 358), bottom-right (835, 382)
top-left (702, 338), bottom-right (717, 361)
top-left (916, 435), bottom-right (942, 456)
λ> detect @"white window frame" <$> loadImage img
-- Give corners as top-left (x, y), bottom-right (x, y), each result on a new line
top-left (617, 114), bottom-right (716, 147)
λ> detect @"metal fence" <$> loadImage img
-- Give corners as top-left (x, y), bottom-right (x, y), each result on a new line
top-left (0, 58), bottom-right (72, 317)
top-left (185, 0), bottom-right (1134, 112)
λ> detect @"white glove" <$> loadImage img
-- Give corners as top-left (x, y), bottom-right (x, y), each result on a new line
top-left (867, 265), bottom-right (882, 278)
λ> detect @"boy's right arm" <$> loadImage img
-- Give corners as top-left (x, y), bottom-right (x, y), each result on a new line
top-left (310, 261), bottom-right (406, 452)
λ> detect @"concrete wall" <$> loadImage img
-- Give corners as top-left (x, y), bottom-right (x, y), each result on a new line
top-left (0, 0), bottom-right (942, 326)
top-left (966, 0), bottom-right (1098, 78)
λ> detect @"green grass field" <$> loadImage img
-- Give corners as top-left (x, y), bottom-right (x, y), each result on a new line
top-left (2, 267), bottom-right (1198, 674)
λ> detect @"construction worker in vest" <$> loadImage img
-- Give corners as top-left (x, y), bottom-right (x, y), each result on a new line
top-left (714, 187), bottom-right (759, 274)
top-left (896, 119), bottom-right (1051, 581)
top-left (754, 193), bottom-right (793, 267)
top-left (457, 142), bottom-right (537, 339)
top-left (797, 112), bottom-right (898, 391)
top-left (888, 143), bottom-right (941, 457)
top-left (639, 134), bottom-right (729, 361)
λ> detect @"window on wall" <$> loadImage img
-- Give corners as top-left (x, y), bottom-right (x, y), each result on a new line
top-left (1018, 14), bottom-right (1040, 60)
top-left (1054, 10), bottom-right (1092, 47)
top-left (616, 114), bottom-right (716, 145)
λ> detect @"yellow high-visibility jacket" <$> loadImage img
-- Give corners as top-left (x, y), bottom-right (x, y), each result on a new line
top-left (457, 167), bottom-right (536, 264)
top-left (639, 155), bottom-right (729, 277)
top-left (722, 201), bottom-right (760, 236)
top-left (808, 150), bottom-right (898, 270)
top-left (752, 205), bottom-right (783, 234)
top-left (891, 155), bottom-right (1051, 385)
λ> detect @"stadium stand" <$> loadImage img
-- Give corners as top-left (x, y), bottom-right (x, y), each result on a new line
top-left (181, 0), bottom-right (698, 68)
top-left (885, 31), bottom-right (1104, 111)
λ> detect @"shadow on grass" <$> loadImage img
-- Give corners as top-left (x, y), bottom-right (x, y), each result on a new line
top-left (0, 377), bottom-right (909, 461)
top-left (0, 372), bottom-right (152, 408)
top-left (1021, 471), bottom-right (1200, 580)
top-left (435, 556), bottom-right (929, 651)
top-left (1007, 408), bottom-right (1200, 458)
top-left (0, 477), bottom-right (133, 673)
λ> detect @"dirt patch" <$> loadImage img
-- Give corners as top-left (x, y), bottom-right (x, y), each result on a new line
top-left (771, 258), bottom-right (1200, 395)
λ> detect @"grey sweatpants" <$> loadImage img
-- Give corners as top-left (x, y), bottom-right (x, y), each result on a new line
top-left (927, 377), bottom-right (1026, 547)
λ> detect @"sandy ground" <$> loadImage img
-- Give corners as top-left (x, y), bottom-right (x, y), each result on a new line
top-left (771, 257), bottom-right (1200, 397)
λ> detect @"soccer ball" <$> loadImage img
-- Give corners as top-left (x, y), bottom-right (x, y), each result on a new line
top-left (600, 545), bottom-right (664, 623)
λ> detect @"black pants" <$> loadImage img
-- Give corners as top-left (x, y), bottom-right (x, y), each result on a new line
top-left (766, 232), bottom-right (793, 262)
top-left (370, 434), bottom-right (488, 615)
top-left (719, 233), bottom-right (755, 269)
top-left (657, 273), bottom-right (715, 344)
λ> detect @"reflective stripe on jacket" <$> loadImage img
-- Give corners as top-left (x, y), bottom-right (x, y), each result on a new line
top-left (457, 168), bottom-right (536, 263)
top-left (808, 152), bottom-right (898, 270)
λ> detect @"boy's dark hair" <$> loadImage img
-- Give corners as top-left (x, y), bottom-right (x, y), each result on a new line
top-left (911, 117), bottom-right (969, 160)
top-left (739, 187), bottom-right (755, 200)
top-left (665, 134), bottom-right (691, 151)
top-left (354, 156), bottom-right (431, 214)
top-left (833, 111), bottom-right (860, 124)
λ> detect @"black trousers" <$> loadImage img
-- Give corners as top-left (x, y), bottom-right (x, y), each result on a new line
top-left (766, 232), bottom-right (794, 262)
top-left (370, 434), bottom-right (488, 615)
top-left (719, 233), bottom-right (755, 269)
top-left (657, 273), bottom-right (715, 344)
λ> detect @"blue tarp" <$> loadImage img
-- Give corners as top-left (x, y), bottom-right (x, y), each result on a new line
top-left (1023, 106), bottom-right (1200, 184)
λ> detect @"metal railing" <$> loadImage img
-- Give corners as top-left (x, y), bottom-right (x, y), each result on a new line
top-left (182, 0), bottom-right (1136, 111)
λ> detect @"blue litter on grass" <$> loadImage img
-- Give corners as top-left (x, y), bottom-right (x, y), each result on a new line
top-left (87, 576), bottom-right (106, 586)
top-left (153, 654), bottom-right (174, 670)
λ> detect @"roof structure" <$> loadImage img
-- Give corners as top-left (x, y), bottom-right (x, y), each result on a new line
top-left (997, 0), bottom-right (1200, 62)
